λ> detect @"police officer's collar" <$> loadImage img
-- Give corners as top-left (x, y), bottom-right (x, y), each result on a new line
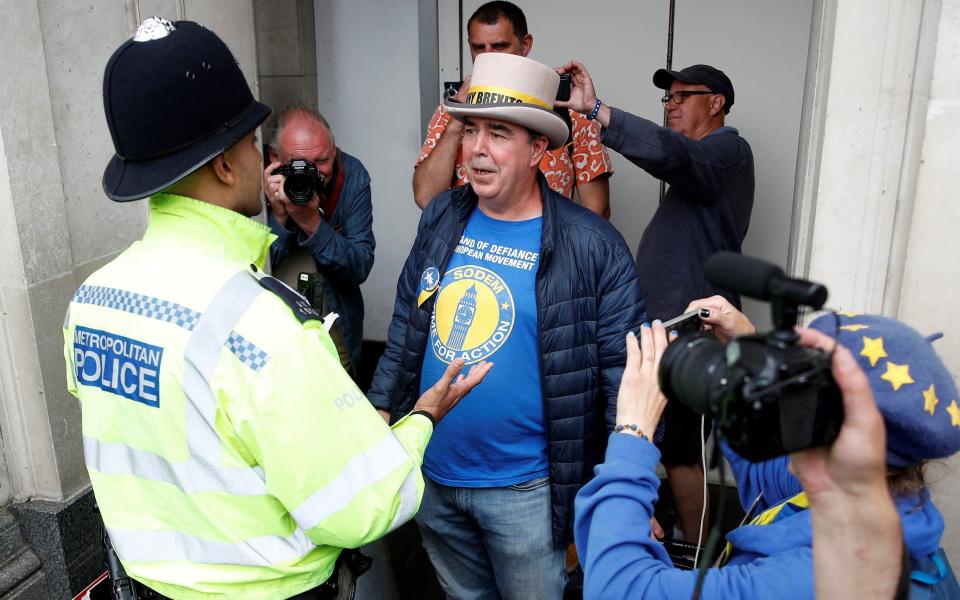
top-left (146, 193), bottom-right (276, 269)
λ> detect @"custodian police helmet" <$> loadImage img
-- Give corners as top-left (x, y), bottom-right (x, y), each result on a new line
top-left (101, 18), bottom-right (270, 201)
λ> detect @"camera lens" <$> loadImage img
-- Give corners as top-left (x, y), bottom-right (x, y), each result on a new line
top-left (283, 173), bottom-right (315, 205)
top-left (658, 333), bottom-right (727, 417)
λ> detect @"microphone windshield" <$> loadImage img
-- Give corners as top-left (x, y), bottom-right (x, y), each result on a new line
top-left (705, 252), bottom-right (783, 300)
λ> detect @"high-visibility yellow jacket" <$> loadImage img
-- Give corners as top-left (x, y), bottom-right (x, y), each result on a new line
top-left (64, 194), bottom-right (432, 599)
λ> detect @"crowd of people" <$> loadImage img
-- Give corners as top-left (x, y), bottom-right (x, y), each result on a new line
top-left (61, 2), bottom-right (960, 599)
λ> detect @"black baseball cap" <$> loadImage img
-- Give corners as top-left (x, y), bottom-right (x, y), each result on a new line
top-left (653, 64), bottom-right (734, 114)
top-left (102, 18), bottom-right (271, 202)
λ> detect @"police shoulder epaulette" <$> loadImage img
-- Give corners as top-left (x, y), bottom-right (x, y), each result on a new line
top-left (256, 274), bottom-right (322, 324)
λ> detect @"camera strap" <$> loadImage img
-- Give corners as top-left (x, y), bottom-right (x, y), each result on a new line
top-left (319, 151), bottom-right (346, 222)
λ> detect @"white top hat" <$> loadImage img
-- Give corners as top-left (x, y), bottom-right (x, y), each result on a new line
top-left (444, 53), bottom-right (569, 150)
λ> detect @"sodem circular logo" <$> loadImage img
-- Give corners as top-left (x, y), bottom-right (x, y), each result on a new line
top-left (429, 265), bottom-right (514, 364)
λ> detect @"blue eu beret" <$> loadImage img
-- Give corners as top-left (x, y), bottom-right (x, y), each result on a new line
top-left (810, 312), bottom-right (960, 467)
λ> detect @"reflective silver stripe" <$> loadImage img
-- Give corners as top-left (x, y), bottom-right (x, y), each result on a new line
top-left (291, 433), bottom-right (410, 530)
top-left (69, 284), bottom-right (269, 367)
top-left (83, 436), bottom-right (265, 495)
top-left (107, 526), bottom-right (315, 566)
top-left (387, 468), bottom-right (420, 533)
top-left (183, 271), bottom-right (264, 460)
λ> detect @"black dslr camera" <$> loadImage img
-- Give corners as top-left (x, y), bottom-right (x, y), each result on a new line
top-left (658, 253), bottom-right (843, 461)
top-left (274, 159), bottom-right (324, 205)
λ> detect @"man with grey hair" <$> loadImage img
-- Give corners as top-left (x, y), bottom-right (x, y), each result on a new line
top-left (264, 104), bottom-right (375, 376)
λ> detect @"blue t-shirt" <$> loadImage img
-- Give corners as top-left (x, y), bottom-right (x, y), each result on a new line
top-left (419, 208), bottom-right (546, 487)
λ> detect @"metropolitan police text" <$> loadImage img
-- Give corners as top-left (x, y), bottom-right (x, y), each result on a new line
top-left (73, 326), bottom-right (163, 407)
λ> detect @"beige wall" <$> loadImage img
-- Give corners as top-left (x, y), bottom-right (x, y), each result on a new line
top-left (313, 0), bottom-right (425, 342)
top-left (254, 0), bottom-right (318, 145)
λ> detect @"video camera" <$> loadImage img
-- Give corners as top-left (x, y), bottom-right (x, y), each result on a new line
top-left (273, 159), bottom-right (324, 205)
top-left (658, 253), bottom-right (844, 461)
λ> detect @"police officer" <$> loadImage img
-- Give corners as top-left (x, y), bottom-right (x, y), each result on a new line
top-left (65, 18), bottom-right (491, 599)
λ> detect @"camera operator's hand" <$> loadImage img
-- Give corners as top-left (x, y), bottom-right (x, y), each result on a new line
top-left (263, 161), bottom-right (323, 236)
top-left (789, 327), bottom-right (889, 503)
top-left (264, 161), bottom-right (290, 227)
top-left (453, 75), bottom-right (472, 104)
top-left (615, 322), bottom-right (669, 440)
top-left (444, 76), bottom-right (473, 138)
top-left (650, 516), bottom-right (665, 540)
top-left (555, 61), bottom-right (610, 126)
top-left (684, 296), bottom-right (756, 343)
top-left (790, 327), bottom-right (902, 600)
top-left (412, 359), bottom-right (493, 423)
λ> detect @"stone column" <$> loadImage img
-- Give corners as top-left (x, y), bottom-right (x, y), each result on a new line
top-left (0, 1), bottom-right (262, 596)
top-left (253, 0), bottom-right (318, 144)
top-left (793, 0), bottom-right (932, 312)
top-left (0, 2), bottom-right (138, 596)
top-left (896, 0), bottom-right (960, 566)
top-left (792, 0), bottom-right (960, 564)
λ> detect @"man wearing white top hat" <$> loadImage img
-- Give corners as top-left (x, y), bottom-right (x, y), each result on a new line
top-left (413, 1), bottom-right (614, 218)
top-left (369, 53), bottom-right (645, 598)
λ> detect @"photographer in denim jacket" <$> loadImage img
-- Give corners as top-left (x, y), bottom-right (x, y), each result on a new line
top-left (264, 103), bottom-right (375, 375)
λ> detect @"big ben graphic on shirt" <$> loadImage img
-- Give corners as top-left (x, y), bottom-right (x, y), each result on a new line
top-left (448, 284), bottom-right (477, 350)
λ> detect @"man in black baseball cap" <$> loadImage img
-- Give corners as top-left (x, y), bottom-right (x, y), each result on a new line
top-left (653, 64), bottom-right (735, 116)
top-left (557, 59), bottom-right (754, 545)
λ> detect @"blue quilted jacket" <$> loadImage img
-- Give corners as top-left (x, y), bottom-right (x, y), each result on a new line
top-left (367, 175), bottom-right (645, 545)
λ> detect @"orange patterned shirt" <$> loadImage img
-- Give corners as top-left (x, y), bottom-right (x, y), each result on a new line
top-left (415, 104), bottom-right (613, 198)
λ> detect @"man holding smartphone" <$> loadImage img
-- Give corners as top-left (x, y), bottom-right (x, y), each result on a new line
top-left (558, 60), bottom-right (755, 544)
top-left (413, 1), bottom-right (614, 217)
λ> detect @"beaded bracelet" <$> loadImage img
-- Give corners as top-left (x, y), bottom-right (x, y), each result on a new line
top-left (586, 98), bottom-right (602, 121)
top-left (614, 423), bottom-right (649, 441)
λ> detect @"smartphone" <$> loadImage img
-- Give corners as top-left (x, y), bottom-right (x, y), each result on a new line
top-left (556, 73), bottom-right (571, 102)
top-left (661, 537), bottom-right (706, 570)
top-left (663, 310), bottom-right (702, 337)
top-left (443, 80), bottom-right (463, 101)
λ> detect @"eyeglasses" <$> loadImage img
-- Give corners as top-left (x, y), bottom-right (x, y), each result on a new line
top-left (661, 90), bottom-right (715, 105)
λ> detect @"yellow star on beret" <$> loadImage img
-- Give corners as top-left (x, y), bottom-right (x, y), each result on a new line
top-left (947, 400), bottom-right (960, 428)
top-left (837, 310), bottom-right (862, 317)
top-left (881, 361), bottom-right (914, 391)
top-left (840, 324), bottom-right (869, 332)
top-left (923, 384), bottom-right (939, 415)
top-left (860, 336), bottom-right (887, 367)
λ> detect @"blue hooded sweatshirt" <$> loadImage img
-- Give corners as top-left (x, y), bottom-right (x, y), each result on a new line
top-left (574, 433), bottom-right (947, 599)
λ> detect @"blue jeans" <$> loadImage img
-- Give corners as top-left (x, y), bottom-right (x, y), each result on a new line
top-left (415, 476), bottom-right (567, 600)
